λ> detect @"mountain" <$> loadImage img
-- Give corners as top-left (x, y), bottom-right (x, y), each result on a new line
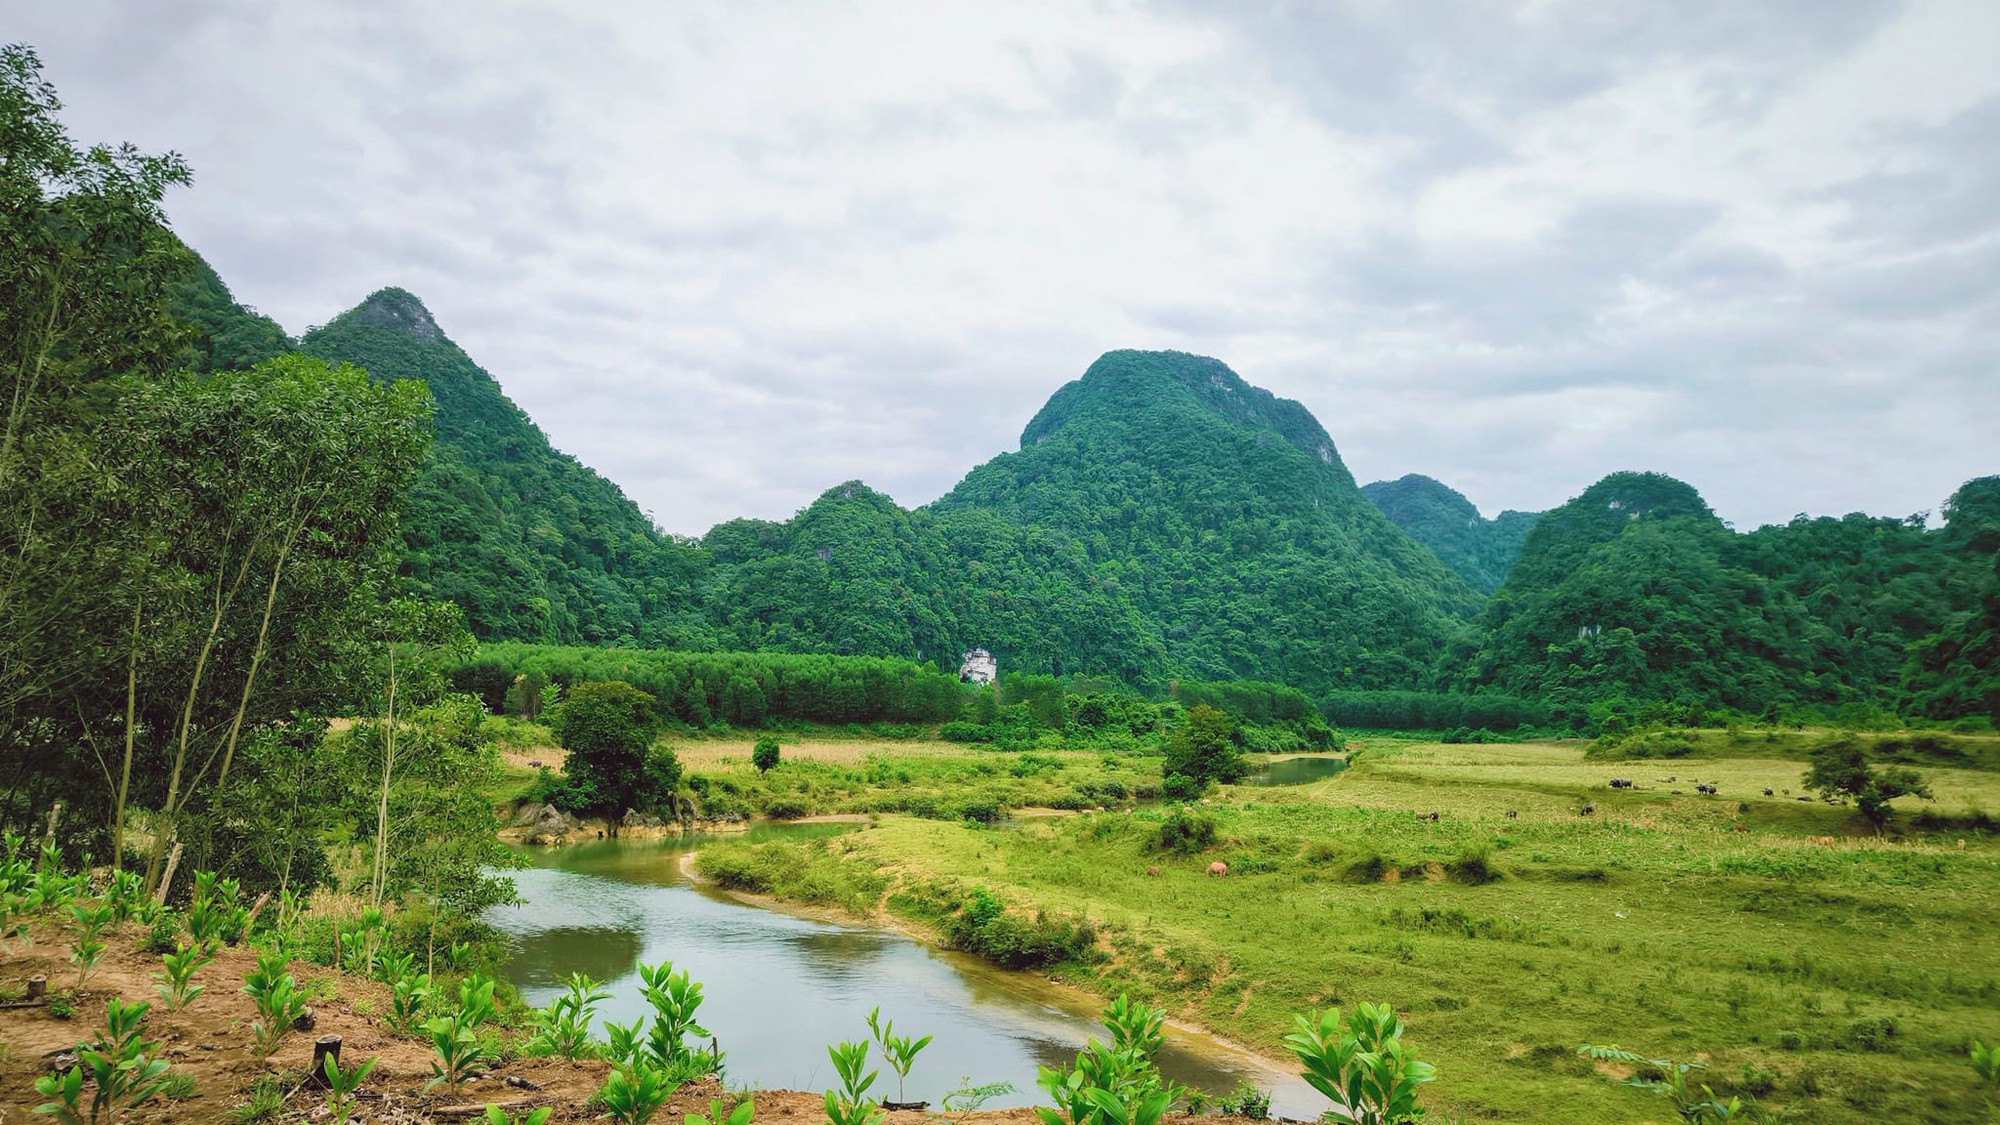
top-left (930, 350), bottom-right (1481, 689)
top-left (299, 289), bottom-right (712, 646)
top-left (1457, 471), bottom-right (1986, 725)
top-left (165, 248), bottom-right (294, 371)
top-left (1360, 474), bottom-right (1540, 594)
top-left (692, 350), bottom-right (1480, 691)
top-left (165, 266), bottom-right (1999, 716)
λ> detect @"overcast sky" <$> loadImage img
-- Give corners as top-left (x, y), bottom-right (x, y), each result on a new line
top-left (18, 1), bottom-right (2000, 534)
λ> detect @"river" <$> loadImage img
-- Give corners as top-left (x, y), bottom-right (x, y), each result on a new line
top-left (487, 827), bottom-right (1324, 1116)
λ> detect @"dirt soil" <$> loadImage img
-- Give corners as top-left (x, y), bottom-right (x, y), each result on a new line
top-left (0, 919), bottom-right (1274, 1125)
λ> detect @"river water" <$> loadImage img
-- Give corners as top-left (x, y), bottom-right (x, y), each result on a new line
top-left (487, 827), bottom-right (1323, 1116)
top-left (1239, 756), bottom-right (1348, 787)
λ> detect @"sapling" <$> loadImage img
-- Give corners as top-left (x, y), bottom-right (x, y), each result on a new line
top-left (67, 899), bottom-right (116, 989)
top-left (639, 960), bottom-right (712, 1071)
top-left (824, 1039), bottom-right (885, 1125)
top-left (242, 949), bottom-right (308, 1057)
top-left (321, 1051), bottom-right (379, 1125)
top-left (940, 1078), bottom-right (1015, 1112)
top-left (865, 1007), bottom-right (934, 1102)
top-left (484, 1106), bottom-right (553, 1125)
top-left (687, 1096), bottom-right (755, 1125)
top-left (1286, 1005), bottom-right (1434, 1125)
top-left (529, 971), bottom-right (608, 1059)
top-left (605, 1018), bottom-right (647, 1072)
top-left (390, 970), bottom-right (432, 1030)
top-left (155, 942), bottom-right (215, 1009)
top-left (33, 997), bottom-right (173, 1124)
top-left (597, 1063), bottom-right (676, 1125)
top-left (424, 972), bottom-right (498, 1091)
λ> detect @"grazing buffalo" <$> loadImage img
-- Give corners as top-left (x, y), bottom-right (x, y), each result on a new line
top-left (1696, 783), bottom-right (1718, 795)
top-left (1146, 866), bottom-right (1161, 877)
top-left (1506, 809), bottom-right (1518, 820)
top-left (1609, 778), bottom-right (1634, 789)
top-left (1807, 835), bottom-right (1836, 846)
top-left (1579, 804), bottom-right (1595, 816)
top-left (1763, 788), bottom-right (1774, 797)
top-left (1207, 862), bottom-right (1228, 876)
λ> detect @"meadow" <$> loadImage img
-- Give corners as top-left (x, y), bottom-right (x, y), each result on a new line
top-left (692, 732), bottom-right (2000, 1123)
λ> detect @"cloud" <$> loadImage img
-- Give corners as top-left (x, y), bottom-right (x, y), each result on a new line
top-left (12, 0), bottom-right (2000, 534)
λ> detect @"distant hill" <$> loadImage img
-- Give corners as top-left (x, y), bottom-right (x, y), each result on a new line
top-left (1360, 474), bottom-right (1539, 594)
top-left (930, 350), bottom-right (1479, 689)
top-left (165, 259), bottom-right (2000, 718)
top-left (299, 289), bottom-right (713, 646)
top-left (1457, 471), bottom-right (1987, 725)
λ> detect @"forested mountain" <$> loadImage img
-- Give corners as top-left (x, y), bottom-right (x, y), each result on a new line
top-left (1360, 474), bottom-right (1540, 593)
top-left (163, 261), bottom-right (1999, 723)
top-left (1455, 471), bottom-right (1990, 726)
top-left (298, 290), bottom-right (713, 647)
top-left (931, 350), bottom-right (1480, 688)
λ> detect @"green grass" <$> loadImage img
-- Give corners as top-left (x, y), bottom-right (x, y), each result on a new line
top-left (717, 735), bottom-right (2000, 1123)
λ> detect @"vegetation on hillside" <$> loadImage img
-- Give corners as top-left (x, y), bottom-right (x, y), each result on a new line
top-left (1360, 473), bottom-right (1540, 594)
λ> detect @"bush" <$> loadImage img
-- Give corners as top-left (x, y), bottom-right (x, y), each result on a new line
top-left (939, 721), bottom-right (994, 744)
top-left (1161, 773), bottom-right (1204, 802)
top-left (763, 797), bottom-right (810, 820)
top-left (1341, 855), bottom-right (1391, 883)
top-left (958, 797), bottom-right (1007, 824)
top-left (1445, 845), bottom-right (1502, 886)
top-left (1846, 1016), bottom-right (1897, 1052)
top-left (1149, 810), bottom-right (1218, 855)
top-left (941, 888), bottom-right (1096, 970)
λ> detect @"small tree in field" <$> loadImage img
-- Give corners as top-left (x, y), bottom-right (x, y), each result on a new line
top-left (548, 681), bottom-right (662, 825)
top-left (752, 735), bottom-right (781, 775)
top-left (1804, 733), bottom-right (1931, 830)
top-left (1162, 705), bottom-right (1246, 791)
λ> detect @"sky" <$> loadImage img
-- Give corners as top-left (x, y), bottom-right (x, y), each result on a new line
top-left (17, 1), bottom-right (2000, 536)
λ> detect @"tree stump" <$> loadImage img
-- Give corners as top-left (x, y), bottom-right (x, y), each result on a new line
top-left (309, 1035), bottom-right (342, 1087)
top-left (292, 1006), bottom-right (317, 1032)
top-left (25, 975), bottom-right (46, 1000)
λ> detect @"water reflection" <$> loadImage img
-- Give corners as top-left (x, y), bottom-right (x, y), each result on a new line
top-left (507, 926), bottom-right (644, 989)
top-left (488, 832), bottom-right (1323, 1116)
top-left (1240, 756), bottom-right (1349, 787)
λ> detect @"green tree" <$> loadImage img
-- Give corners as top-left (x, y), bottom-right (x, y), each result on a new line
top-left (752, 734), bottom-right (781, 774)
top-left (1162, 705), bottom-right (1246, 790)
top-left (1803, 733), bottom-right (1932, 830)
top-left (547, 681), bottom-right (660, 823)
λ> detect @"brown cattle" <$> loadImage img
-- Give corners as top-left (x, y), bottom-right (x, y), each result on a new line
top-left (1207, 862), bottom-right (1228, 876)
top-left (1807, 835), bottom-right (1836, 846)
top-left (1146, 866), bottom-right (1161, 877)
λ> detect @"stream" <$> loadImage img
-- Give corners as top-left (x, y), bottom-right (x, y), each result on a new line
top-left (487, 827), bottom-right (1324, 1116)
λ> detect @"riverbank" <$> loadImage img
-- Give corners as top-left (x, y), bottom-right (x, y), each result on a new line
top-left (0, 913), bottom-right (1290, 1124)
top-left (678, 736), bottom-right (2000, 1124)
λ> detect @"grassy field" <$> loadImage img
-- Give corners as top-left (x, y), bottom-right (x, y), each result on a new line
top-left (695, 734), bottom-right (2000, 1123)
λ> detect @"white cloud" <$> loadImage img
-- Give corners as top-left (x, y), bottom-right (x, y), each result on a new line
top-left (14, 0), bottom-right (1998, 533)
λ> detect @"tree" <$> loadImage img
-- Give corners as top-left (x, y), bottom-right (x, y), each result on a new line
top-left (752, 735), bottom-right (782, 774)
top-left (547, 681), bottom-right (660, 823)
top-left (1803, 734), bottom-right (1932, 830)
top-left (1162, 704), bottom-right (1246, 790)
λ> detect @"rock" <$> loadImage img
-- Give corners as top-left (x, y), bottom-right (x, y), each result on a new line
top-left (623, 809), bottom-right (665, 828)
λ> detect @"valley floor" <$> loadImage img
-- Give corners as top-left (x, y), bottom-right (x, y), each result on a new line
top-left (688, 734), bottom-right (2000, 1124)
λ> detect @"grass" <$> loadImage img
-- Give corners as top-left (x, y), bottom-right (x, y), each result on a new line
top-left (711, 734), bottom-right (2000, 1124)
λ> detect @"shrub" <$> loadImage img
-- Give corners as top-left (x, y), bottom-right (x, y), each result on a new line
top-left (941, 888), bottom-right (1096, 970)
top-left (939, 721), bottom-right (994, 744)
top-left (1341, 855), bottom-right (1391, 883)
top-left (763, 797), bottom-right (810, 820)
top-left (752, 735), bottom-right (781, 774)
top-left (1445, 845), bottom-right (1502, 886)
top-left (1149, 810), bottom-right (1217, 855)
